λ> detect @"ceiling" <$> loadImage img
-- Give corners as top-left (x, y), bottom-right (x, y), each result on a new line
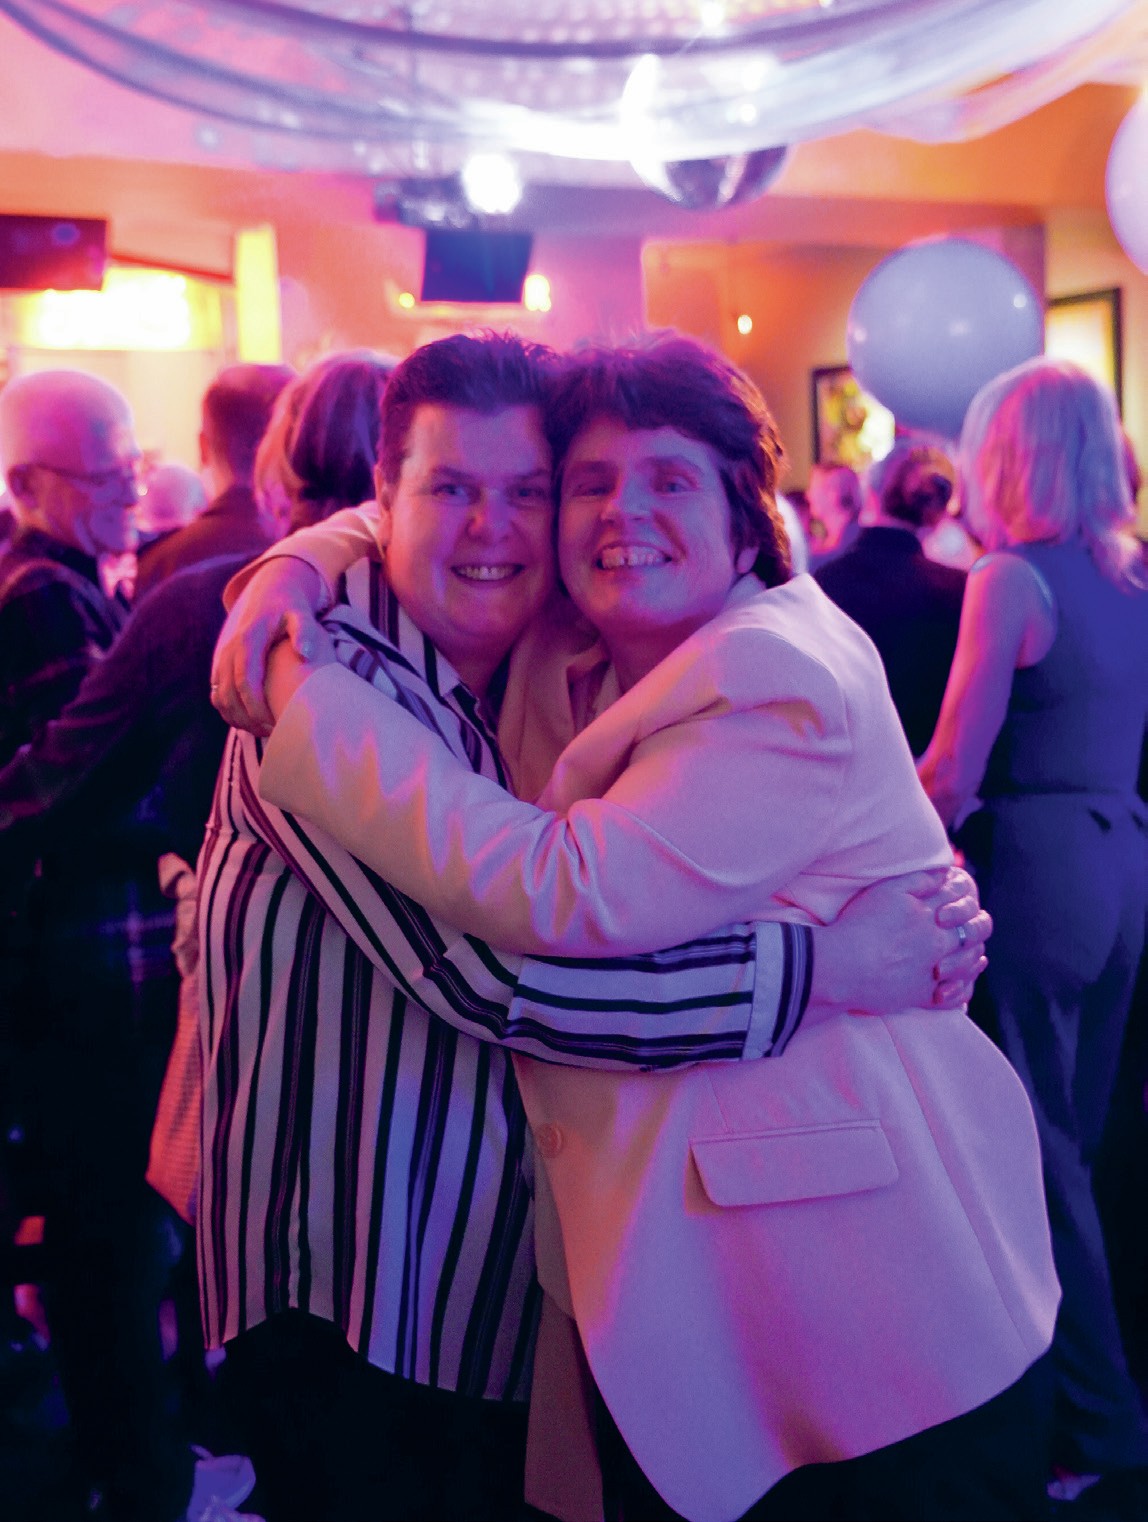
top-left (0, 0), bottom-right (1144, 203)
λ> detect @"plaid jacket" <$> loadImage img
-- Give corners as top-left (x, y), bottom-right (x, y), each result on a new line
top-left (0, 526), bottom-right (125, 769)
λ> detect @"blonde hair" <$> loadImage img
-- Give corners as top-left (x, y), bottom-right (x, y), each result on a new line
top-left (959, 357), bottom-right (1142, 586)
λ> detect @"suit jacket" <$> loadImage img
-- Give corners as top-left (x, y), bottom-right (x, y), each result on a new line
top-left (134, 483), bottom-right (270, 596)
top-left (815, 526), bottom-right (966, 756)
top-left (259, 572), bottom-right (1059, 1522)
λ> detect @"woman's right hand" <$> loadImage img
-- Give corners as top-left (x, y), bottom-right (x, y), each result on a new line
top-left (211, 557), bottom-right (331, 735)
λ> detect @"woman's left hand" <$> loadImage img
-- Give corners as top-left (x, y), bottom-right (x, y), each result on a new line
top-left (809, 865), bottom-right (990, 1014)
top-left (930, 865), bottom-right (992, 1001)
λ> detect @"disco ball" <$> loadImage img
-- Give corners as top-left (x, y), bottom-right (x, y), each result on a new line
top-left (636, 146), bottom-right (789, 211)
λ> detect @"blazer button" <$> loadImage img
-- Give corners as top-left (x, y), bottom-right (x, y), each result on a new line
top-left (535, 1123), bottom-right (564, 1159)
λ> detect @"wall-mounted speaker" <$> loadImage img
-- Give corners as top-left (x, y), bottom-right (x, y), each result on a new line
top-left (0, 215), bottom-right (108, 291)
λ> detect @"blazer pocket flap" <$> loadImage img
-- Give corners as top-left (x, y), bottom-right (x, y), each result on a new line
top-left (691, 1122), bottom-right (898, 1207)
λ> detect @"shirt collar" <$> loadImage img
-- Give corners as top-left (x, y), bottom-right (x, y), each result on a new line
top-left (326, 557), bottom-right (474, 705)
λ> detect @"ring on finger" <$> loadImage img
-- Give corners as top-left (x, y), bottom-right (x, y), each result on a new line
top-left (956, 923), bottom-right (968, 949)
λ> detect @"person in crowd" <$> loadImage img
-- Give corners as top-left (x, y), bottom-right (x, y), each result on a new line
top-left (0, 369), bottom-right (262, 1521)
top-left (209, 332), bottom-right (1035, 1522)
top-left (252, 348), bottom-right (394, 537)
top-left (0, 370), bottom-right (138, 763)
top-left (0, 347), bottom-right (393, 1189)
top-left (0, 359), bottom-right (394, 1516)
top-left (133, 461), bottom-right (210, 590)
top-left (134, 363), bottom-right (292, 597)
top-left (918, 358), bottom-right (1148, 1510)
top-left (806, 460), bottom-right (862, 568)
top-left (815, 440), bottom-right (965, 756)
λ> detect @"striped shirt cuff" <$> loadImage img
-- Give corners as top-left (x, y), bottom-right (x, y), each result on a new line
top-left (743, 922), bottom-right (814, 1060)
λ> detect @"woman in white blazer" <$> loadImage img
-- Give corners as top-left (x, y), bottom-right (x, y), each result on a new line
top-left (244, 336), bottom-right (1058, 1522)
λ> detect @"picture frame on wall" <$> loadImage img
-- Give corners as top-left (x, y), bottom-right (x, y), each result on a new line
top-left (810, 364), bottom-right (896, 469)
top-left (1045, 288), bottom-right (1123, 415)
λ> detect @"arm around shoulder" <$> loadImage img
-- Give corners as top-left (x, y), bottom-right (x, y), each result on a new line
top-left (259, 630), bottom-right (853, 955)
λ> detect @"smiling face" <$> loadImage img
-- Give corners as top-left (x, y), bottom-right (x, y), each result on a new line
top-left (558, 417), bottom-right (756, 689)
top-left (377, 403), bottom-right (555, 696)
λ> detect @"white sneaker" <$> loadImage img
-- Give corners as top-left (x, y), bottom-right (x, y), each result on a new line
top-left (183, 1448), bottom-right (258, 1521)
top-left (192, 1502), bottom-right (265, 1522)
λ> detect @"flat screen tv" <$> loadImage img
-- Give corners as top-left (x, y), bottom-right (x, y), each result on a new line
top-left (0, 215), bottom-right (108, 291)
top-left (420, 229), bottom-right (532, 304)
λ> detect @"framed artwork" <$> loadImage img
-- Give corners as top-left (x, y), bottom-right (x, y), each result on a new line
top-left (1045, 288), bottom-right (1123, 414)
top-left (810, 364), bottom-right (896, 469)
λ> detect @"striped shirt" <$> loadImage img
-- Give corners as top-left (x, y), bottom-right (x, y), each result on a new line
top-left (197, 560), bottom-right (811, 1401)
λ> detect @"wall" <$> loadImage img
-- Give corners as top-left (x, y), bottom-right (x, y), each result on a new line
top-left (274, 216), bottom-right (645, 363)
top-left (1047, 206), bottom-right (1148, 463)
top-left (644, 240), bottom-right (887, 489)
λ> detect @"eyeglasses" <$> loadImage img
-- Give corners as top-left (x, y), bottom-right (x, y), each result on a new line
top-left (28, 459), bottom-right (143, 496)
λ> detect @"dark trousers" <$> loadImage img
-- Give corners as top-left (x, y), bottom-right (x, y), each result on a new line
top-left (600, 1355), bottom-right (1054, 1522)
top-left (965, 797), bottom-right (1148, 1473)
top-left (33, 964), bottom-right (191, 1522)
top-left (219, 1310), bottom-right (530, 1522)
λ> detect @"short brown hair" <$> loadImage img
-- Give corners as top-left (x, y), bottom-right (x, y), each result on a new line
top-left (378, 331), bottom-right (558, 489)
top-left (202, 363), bottom-right (294, 479)
top-left (549, 332), bottom-right (791, 586)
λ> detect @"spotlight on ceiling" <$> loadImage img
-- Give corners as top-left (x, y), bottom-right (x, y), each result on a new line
top-left (374, 176), bottom-right (473, 230)
top-left (461, 153), bottom-right (524, 217)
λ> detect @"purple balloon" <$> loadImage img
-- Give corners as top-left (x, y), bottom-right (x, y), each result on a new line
top-left (1106, 98), bottom-right (1148, 274)
top-left (846, 238), bottom-right (1043, 441)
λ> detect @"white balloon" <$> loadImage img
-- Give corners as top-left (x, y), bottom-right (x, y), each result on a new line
top-left (847, 238), bottom-right (1043, 441)
top-left (1106, 96), bottom-right (1148, 274)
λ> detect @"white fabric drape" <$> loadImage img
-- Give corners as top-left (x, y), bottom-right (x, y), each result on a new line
top-left (0, 0), bottom-right (1142, 174)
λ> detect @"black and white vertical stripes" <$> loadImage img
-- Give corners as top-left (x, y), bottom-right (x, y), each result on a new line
top-left (197, 561), bottom-right (810, 1400)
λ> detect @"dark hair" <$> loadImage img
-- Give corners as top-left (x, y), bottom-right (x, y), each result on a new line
top-left (287, 352), bottom-right (395, 530)
top-left (868, 441), bottom-right (954, 531)
top-left (549, 332), bottom-right (791, 587)
top-left (202, 363), bottom-right (295, 478)
top-left (378, 331), bottom-right (558, 488)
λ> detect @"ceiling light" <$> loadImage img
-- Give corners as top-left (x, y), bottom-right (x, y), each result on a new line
top-left (523, 272), bottom-right (552, 312)
top-left (461, 153), bottom-right (523, 216)
top-left (698, 1), bottom-right (726, 33)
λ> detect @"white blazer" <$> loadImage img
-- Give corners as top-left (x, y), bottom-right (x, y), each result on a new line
top-left (260, 574), bottom-right (1060, 1522)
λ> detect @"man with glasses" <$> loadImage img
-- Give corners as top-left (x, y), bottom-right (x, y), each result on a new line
top-left (0, 368), bottom-right (140, 764)
top-left (0, 370), bottom-right (256, 1521)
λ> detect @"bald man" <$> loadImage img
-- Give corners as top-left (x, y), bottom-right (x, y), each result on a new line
top-left (0, 369), bottom-right (139, 763)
